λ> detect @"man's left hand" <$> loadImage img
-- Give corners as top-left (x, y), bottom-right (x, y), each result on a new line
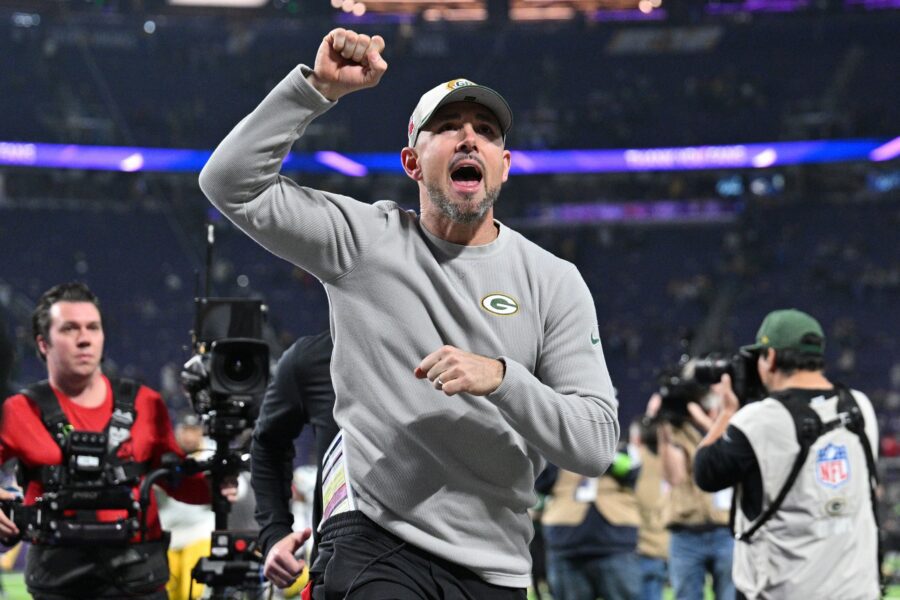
top-left (219, 475), bottom-right (239, 503)
top-left (415, 346), bottom-right (505, 396)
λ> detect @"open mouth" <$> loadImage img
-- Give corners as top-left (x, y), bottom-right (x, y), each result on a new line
top-left (450, 163), bottom-right (483, 192)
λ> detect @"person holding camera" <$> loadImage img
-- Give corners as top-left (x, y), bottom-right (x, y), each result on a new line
top-left (200, 28), bottom-right (618, 598)
top-left (651, 389), bottom-right (735, 600)
top-left (694, 309), bottom-right (880, 600)
top-left (0, 282), bottom-right (234, 599)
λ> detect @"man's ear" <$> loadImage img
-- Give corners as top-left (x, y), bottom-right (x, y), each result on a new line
top-left (400, 147), bottom-right (421, 180)
top-left (36, 335), bottom-right (49, 360)
top-left (762, 347), bottom-right (777, 372)
top-left (501, 149), bottom-right (512, 183)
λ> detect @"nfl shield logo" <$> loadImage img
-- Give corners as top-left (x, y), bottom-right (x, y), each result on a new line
top-left (816, 443), bottom-right (850, 489)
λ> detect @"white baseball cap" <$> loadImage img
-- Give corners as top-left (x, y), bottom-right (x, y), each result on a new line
top-left (407, 78), bottom-right (513, 147)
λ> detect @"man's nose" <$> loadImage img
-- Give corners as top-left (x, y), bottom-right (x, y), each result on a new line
top-left (456, 123), bottom-right (478, 152)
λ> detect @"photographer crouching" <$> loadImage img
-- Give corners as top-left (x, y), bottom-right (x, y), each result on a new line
top-left (694, 309), bottom-right (881, 600)
top-left (0, 282), bottom-right (236, 599)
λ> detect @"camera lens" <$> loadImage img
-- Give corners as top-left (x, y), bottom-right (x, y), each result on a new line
top-left (208, 339), bottom-right (269, 396)
top-left (223, 353), bottom-right (255, 384)
top-left (693, 357), bottom-right (731, 385)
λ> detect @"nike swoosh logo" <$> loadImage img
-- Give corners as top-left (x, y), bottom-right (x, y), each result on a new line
top-left (590, 333), bottom-right (600, 345)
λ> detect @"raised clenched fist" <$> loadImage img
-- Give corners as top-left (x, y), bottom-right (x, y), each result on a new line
top-left (308, 28), bottom-right (388, 101)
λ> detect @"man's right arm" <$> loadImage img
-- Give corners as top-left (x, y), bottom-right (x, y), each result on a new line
top-left (198, 29), bottom-right (388, 283)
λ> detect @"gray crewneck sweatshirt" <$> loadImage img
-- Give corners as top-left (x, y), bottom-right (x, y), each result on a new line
top-left (200, 65), bottom-right (619, 587)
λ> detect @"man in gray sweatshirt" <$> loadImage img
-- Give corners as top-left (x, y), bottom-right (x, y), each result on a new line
top-left (200, 28), bottom-right (619, 599)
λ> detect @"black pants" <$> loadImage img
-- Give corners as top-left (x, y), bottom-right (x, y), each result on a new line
top-left (310, 511), bottom-right (526, 600)
top-left (25, 537), bottom-right (170, 599)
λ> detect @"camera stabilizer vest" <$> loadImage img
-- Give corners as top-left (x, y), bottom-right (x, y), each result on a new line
top-left (7, 378), bottom-right (153, 545)
top-left (18, 378), bottom-right (149, 490)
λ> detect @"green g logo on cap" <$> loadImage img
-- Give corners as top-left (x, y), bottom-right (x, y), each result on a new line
top-left (481, 293), bottom-right (519, 316)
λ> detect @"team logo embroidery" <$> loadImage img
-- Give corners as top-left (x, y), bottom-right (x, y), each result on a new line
top-left (446, 79), bottom-right (474, 90)
top-left (816, 443), bottom-right (850, 489)
top-left (481, 293), bottom-right (519, 316)
top-left (408, 118), bottom-right (415, 136)
top-left (824, 496), bottom-right (848, 516)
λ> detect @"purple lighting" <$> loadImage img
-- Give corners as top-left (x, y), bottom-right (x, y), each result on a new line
top-left (0, 138), bottom-right (894, 175)
top-left (314, 151), bottom-right (368, 177)
top-left (870, 136), bottom-right (900, 162)
top-left (622, 145), bottom-right (749, 170)
top-left (706, 0), bottom-right (810, 13)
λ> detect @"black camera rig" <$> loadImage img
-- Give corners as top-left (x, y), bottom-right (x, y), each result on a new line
top-left (656, 349), bottom-right (766, 423)
top-left (1, 430), bottom-right (144, 546)
top-left (688, 350), bottom-right (766, 403)
top-left (178, 291), bottom-right (271, 599)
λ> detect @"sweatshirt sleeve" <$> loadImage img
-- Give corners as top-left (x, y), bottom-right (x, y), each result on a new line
top-left (198, 65), bottom-right (388, 284)
top-left (487, 266), bottom-right (619, 477)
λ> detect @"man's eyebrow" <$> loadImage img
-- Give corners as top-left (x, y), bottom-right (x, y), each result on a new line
top-left (474, 112), bottom-right (500, 126)
top-left (428, 112), bottom-right (461, 124)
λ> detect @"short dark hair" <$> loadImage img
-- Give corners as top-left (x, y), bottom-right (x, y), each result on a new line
top-left (32, 282), bottom-right (102, 360)
top-left (773, 348), bottom-right (825, 376)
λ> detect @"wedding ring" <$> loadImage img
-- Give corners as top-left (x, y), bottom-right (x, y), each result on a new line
top-left (436, 377), bottom-right (444, 388)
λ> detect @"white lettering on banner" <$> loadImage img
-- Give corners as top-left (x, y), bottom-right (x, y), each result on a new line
top-left (624, 146), bottom-right (747, 169)
top-left (0, 143), bottom-right (37, 164)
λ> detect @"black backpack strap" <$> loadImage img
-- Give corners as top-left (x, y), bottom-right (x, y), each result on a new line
top-left (19, 381), bottom-right (71, 489)
top-left (106, 377), bottom-right (138, 451)
top-left (105, 378), bottom-right (150, 483)
top-left (736, 398), bottom-right (822, 543)
top-left (20, 380), bottom-right (71, 450)
top-left (834, 384), bottom-right (885, 594)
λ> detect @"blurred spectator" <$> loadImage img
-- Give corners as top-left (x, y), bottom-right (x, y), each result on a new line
top-left (631, 412), bottom-right (670, 600)
top-left (157, 414), bottom-right (215, 600)
top-left (653, 391), bottom-right (735, 600)
top-left (536, 454), bottom-right (642, 600)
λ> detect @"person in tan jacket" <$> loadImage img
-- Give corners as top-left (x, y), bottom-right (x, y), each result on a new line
top-left (536, 449), bottom-right (642, 600)
top-left (651, 391), bottom-right (735, 600)
top-left (631, 414), bottom-right (670, 600)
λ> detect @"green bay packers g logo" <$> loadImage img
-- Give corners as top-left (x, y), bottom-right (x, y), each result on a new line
top-left (481, 293), bottom-right (519, 316)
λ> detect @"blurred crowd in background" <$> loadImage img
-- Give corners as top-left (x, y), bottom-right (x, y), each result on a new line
top-left (0, 0), bottom-right (897, 594)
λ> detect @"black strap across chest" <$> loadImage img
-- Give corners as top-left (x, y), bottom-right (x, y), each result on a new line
top-left (19, 378), bottom-right (146, 487)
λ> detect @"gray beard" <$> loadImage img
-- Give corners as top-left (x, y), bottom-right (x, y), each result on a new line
top-left (426, 183), bottom-right (500, 225)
